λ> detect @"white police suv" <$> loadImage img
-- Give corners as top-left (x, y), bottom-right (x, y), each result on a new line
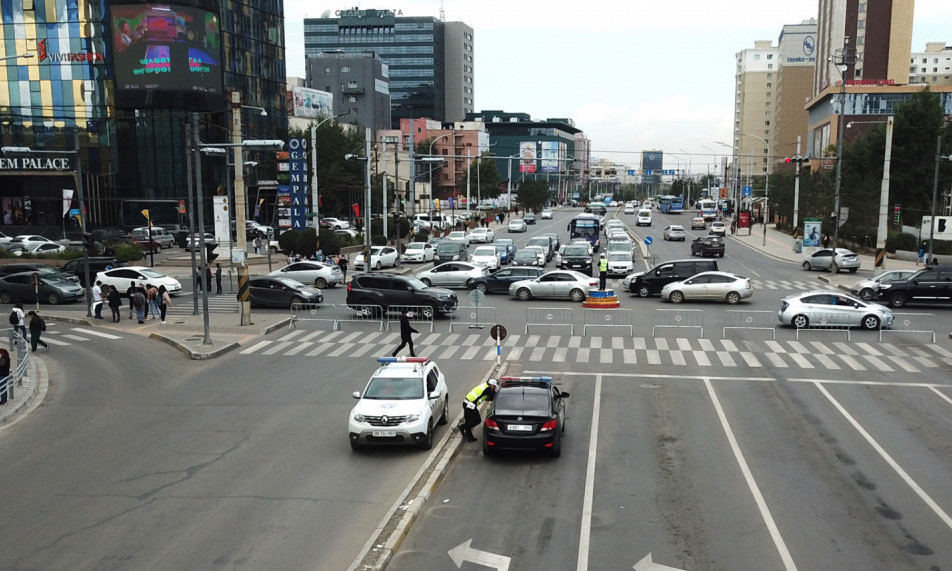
top-left (348, 357), bottom-right (449, 451)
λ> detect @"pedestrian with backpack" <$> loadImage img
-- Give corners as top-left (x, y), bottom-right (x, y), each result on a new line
top-left (27, 310), bottom-right (48, 352)
top-left (132, 285), bottom-right (147, 324)
top-left (9, 303), bottom-right (26, 340)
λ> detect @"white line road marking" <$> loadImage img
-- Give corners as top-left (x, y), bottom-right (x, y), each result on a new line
top-left (789, 353), bottom-right (813, 368)
top-left (285, 341), bottom-right (312, 356)
top-left (61, 334), bottom-right (90, 342)
top-left (326, 342), bottom-right (354, 357)
top-left (568, 336), bottom-right (581, 348)
top-left (612, 337), bottom-right (625, 350)
top-left (461, 346), bottom-right (481, 360)
top-left (350, 343), bottom-right (376, 358)
top-left (577, 348), bottom-right (590, 363)
top-left (766, 353), bottom-right (787, 368)
top-left (670, 350), bottom-right (686, 366)
top-left (576, 374), bottom-right (601, 571)
top-left (693, 351), bottom-right (711, 367)
top-left (547, 336), bottom-right (561, 347)
top-left (623, 349), bottom-right (637, 364)
top-left (739, 352), bottom-right (760, 368)
top-left (553, 347), bottom-right (567, 362)
top-left (263, 342), bottom-right (292, 355)
top-left (813, 354), bottom-right (839, 370)
top-left (70, 328), bottom-right (122, 340)
top-left (717, 352), bottom-right (736, 367)
top-left (887, 355), bottom-right (918, 373)
top-left (676, 338), bottom-right (692, 351)
top-left (277, 329), bottom-right (305, 342)
top-left (838, 354), bottom-right (865, 371)
top-left (508, 347), bottom-right (524, 361)
top-left (863, 355), bottom-right (892, 372)
top-left (439, 346), bottom-right (460, 360)
top-left (43, 337), bottom-right (71, 346)
top-left (814, 382), bottom-right (952, 533)
top-left (646, 349), bottom-right (661, 365)
top-left (599, 348), bottom-right (613, 364)
top-left (240, 340), bottom-right (271, 354)
top-left (705, 378), bottom-right (798, 570)
top-left (305, 343), bottom-right (332, 356)
top-left (655, 338), bottom-right (669, 351)
top-left (589, 337), bottom-right (603, 349)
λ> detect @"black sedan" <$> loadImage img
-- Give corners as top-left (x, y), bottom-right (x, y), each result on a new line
top-left (483, 376), bottom-right (569, 457)
top-left (248, 276), bottom-right (323, 309)
top-left (466, 266), bottom-right (544, 294)
top-left (0, 272), bottom-right (85, 305)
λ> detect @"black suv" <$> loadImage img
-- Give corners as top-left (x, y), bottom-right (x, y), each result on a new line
top-left (59, 257), bottom-right (122, 286)
top-left (691, 236), bottom-right (725, 258)
top-left (346, 273), bottom-right (458, 318)
top-left (877, 265), bottom-right (952, 308)
top-left (559, 245), bottom-right (593, 272)
top-left (624, 259), bottom-right (719, 297)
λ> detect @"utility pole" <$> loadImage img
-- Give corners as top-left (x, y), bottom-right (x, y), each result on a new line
top-left (832, 36), bottom-right (854, 255)
top-left (231, 91), bottom-right (252, 326)
top-left (875, 117), bottom-right (895, 268)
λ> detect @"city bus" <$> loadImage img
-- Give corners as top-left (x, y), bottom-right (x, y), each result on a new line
top-left (658, 195), bottom-right (684, 214)
top-left (697, 198), bottom-right (718, 221)
top-left (567, 213), bottom-right (601, 252)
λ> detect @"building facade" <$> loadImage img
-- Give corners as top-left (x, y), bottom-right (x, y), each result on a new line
top-left (772, 19), bottom-right (818, 163)
top-left (303, 8), bottom-right (474, 127)
top-left (0, 0), bottom-right (287, 230)
top-left (909, 43), bottom-right (952, 86)
top-left (305, 51), bottom-right (391, 131)
top-left (732, 41), bottom-right (778, 181)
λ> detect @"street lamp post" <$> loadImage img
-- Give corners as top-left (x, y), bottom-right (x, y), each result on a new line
top-left (832, 37), bottom-right (853, 253)
top-left (427, 135), bottom-right (450, 208)
top-left (310, 111), bottom-right (351, 228)
top-left (741, 133), bottom-right (770, 246)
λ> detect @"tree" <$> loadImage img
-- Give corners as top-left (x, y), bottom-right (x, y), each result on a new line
top-left (455, 154), bottom-right (501, 202)
top-left (515, 179), bottom-right (549, 213)
top-left (289, 121), bottom-right (365, 223)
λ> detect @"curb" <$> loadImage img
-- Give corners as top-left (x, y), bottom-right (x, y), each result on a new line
top-left (149, 333), bottom-right (241, 360)
top-left (0, 358), bottom-right (46, 430)
top-left (349, 362), bottom-right (507, 571)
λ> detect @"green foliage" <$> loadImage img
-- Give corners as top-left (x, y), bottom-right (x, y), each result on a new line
top-left (278, 229), bottom-right (299, 254)
top-left (0, 248), bottom-right (85, 260)
top-left (515, 179), bottom-right (550, 212)
top-left (112, 243), bottom-right (144, 263)
top-left (316, 228), bottom-right (341, 255)
top-left (456, 154), bottom-right (502, 200)
top-left (295, 227), bottom-right (318, 258)
top-left (371, 235), bottom-right (388, 246)
top-left (886, 231), bottom-right (919, 253)
top-left (289, 121), bottom-right (365, 221)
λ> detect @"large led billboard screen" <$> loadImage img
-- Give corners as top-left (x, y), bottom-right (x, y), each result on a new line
top-left (110, 2), bottom-right (224, 110)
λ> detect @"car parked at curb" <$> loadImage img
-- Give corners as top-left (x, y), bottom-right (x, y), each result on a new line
top-left (483, 376), bottom-right (569, 457)
top-left (0, 272), bottom-right (85, 305)
top-left (348, 357), bottom-right (449, 451)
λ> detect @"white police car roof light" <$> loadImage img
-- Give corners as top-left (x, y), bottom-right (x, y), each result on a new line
top-left (500, 375), bottom-right (552, 385)
top-left (377, 356), bottom-right (429, 364)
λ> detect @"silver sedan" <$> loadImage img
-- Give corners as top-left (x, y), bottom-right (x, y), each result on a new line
top-left (415, 262), bottom-right (489, 288)
top-left (802, 248), bottom-right (860, 273)
top-left (778, 290), bottom-right (894, 330)
top-left (661, 271), bottom-right (753, 304)
top-left (509, 270), bottom-right (598, 302)
top-left (268, 261), bottom-right (344, 288)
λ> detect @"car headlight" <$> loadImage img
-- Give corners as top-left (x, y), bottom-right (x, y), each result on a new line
top-left (353, 413), bottom-right (366, 423)
top-left (404, 413), bottom-right (421, 423)
top-left (879, 284), bottom-right (892, 289)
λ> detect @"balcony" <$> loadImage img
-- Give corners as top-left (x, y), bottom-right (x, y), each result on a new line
top-left (342, 85), bottom-right (365, 95)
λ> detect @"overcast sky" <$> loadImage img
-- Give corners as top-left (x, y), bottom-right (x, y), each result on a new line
top-left (283, 0), bottom-right (951, 170)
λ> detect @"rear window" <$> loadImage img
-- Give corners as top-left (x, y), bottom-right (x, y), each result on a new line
top-left (494, 388), bottom-right (550, 416)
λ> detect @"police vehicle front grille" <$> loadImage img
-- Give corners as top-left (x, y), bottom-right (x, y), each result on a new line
top-left (365, 415), bottom-right (407, 427)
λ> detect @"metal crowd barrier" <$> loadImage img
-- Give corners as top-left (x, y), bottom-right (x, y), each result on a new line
top-left (290, 303), bottom-right (385, 331)
top-left (385, 305), bottom-right (436, 333)
top-left (791, 312), bottom-right (851, 341)
top-left (449, 306), bottom-right (497, 333)
top-left (879, 312), bottom-right (936, 343)
top-left (652, 308), bottom-right (704, 337)
top-left (524, 307), bottom-right (574, 335)
top-left (582, 308), bottom-right (633, 335)
top-left (722, 310), bottom-right (777, 340)
top-left (3, 330), bottom-right (31, 404)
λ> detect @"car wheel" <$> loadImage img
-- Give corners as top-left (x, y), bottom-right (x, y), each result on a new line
top-left (516, 287), bottom-right (532, 301)
top-left (482, 441), bottom-right (495, 456)
top-left (349, 439), bottom-right (362, 451)
top-left (725, 291), bottom-right (741, 305)
top-left (858, 287), bottom-right (875, 301)
top-left (802, 262), bottom-right (812, 271)
top-left (832, 263), bottom-right (839, 273)
top-left (46, 293), bottom-right (60, 305)
top-left (549, 439), bottom-right (562, 458)
top-left (269, 246), bottom-right (278, 254)
top-left (569, 288), bottom-right (586, 302)
top-left (669, 291), bottom-right (684, 304)
top-left (0, 291), bottom-right (11, 304)
top-left (438, 397), bottom-right (449, 425)
top-left (889, 292), bottom-right (907, 308)
top-left (637, 285), bottom-right (651, 298)
top-left (421, 278), bottom-right (432, 287)
top-left (418, 421), bottom-right (434, 451)
top-left (374, 261), bottom-right (382, 270)
top-left (421, 304), bottom-right (437, 319)
top-left (315, 277), bottom-right (328, 289)
top-left (849, 268), bottom-right (858, 273)
top-left (792, 314), bottom-right (809, 329)
top-left (475, 282), bottom-right (488, 293)
top-left (861, 314), bottom-right (881, 330)
top-left (289, 296), bottom-right (304, 310)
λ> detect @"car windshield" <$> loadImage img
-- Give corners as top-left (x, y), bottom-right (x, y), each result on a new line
top-left (608, 253), bottom-right (630, 261)
top-left (493, 389), bottom-right (550, 416)
top-left (405, 277), bottom-right (429, 290)
top-left (436, 243), bottom-right (459, 253)
top-left (449, 232), bottom-right (465, 238)
top-left (407, 243), bottom-right (424, 251)
top-left (669, 226), bottom-right (684, 231)
top-left (564, 247), bottom-right (588, 256)
top-left (474, 247), bottom-right (496, 256)
top-left (364, 377), bottom-right (424, 400)
top-left (139, 269), bottom-right (168, 279)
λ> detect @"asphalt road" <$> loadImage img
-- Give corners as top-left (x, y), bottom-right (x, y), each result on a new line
top-left (2, 207), bottom-right (951, 570)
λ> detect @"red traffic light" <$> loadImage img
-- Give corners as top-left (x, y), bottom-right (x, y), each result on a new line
top-left (785, 156), bottom-right (792, 164)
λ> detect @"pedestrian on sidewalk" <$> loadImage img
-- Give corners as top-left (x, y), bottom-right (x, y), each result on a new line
top-left (823, 234), bottom-right (831, 249)
top-left (11, 303), bottom-right (26, 339)
top-left (126, 281), bottom-right (137, 319)
top-left (253, 234), bottom-right (262, 255)
top-left (0, 348), bottom-right (10, 405)
top-left (205, 265), bottom-right (213, 293)
top-left (146, 283), bottom-right (159, 319)
top-left (730, 221), bottom-right (736, 235)
top-left (92, 280), bottom-right (104, 319)
top-left (27, 310), bottom-right (48, 352)
top-left (338, 255), bottom-right (348, 282)
top-left (107, 285), bottom-right (122, 322)
top-left (158, 285), bottom-right (172, 323)
top-left (391, 311), bottom-right (419, 357)
top-left (215, 263), bottom-right (223, 294)
top-left (132, 286), bottom-right (147, 324)
top-left (918, 243), bottom-right (927, 265)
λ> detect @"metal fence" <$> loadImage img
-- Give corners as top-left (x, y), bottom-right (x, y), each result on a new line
top-left (652, 308), bottom-right (704, 337)
top-left (290, 303), bottom-right (385, 331)
top-left (2, 330), bottom-right (31, 405)
top-left (879, 312), bottom-right (936, 343)
top-left (722, 310), bottom-right (777, 340)
top-left (449, 306), bottom-right (497, 332)
top-left (582, 308), bottom-right (633, 335)
top-left (524, 307), bottom-right (575, 335)
top-left (791, 313), bottom-right (851, 341)
top-left (385, 305), bottom-right (436, 333)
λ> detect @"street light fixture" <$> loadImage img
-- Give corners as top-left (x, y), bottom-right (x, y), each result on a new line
top-left (0, 53), bottom-right (34, 61)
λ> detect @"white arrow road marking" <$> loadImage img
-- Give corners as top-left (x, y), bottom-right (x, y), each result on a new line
top-left (633, 553), bottom-right (685, 571)
top-left (448, 538), bottom-right (510, 570)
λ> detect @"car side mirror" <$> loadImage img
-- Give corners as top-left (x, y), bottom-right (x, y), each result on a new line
top-left (559, 391), bottom-right (570, 398)
top-left (352, 391), bottom-right (361, 399)
top-left (428, 390), bottom-right (440, 399)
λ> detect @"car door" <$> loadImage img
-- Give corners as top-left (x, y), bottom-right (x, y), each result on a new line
top-left (487, 268), bottom-right (512, 293)
top-left (3, 274), bottom-right (31, 301)
top-left (908, 269), bottom-right (942, 303)
top-left (430, 263), bottom-right (457, 287)
top-left (811, 250), bottom-right (833, 269)
top-left (681, 274), bottom-right (710, 299)
top-left (831, 294), bottom-right (867, 325)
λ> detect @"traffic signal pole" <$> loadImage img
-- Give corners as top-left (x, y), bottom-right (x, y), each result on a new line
top-left (232, 92), bottom-right (253, 326)
top-left (192, 111), bottom-right (212, 345)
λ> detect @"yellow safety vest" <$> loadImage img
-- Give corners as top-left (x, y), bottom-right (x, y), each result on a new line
top-left (599, 258), bottom-right (608, 272)
top-left (465, 382), bottom-right (491, 405)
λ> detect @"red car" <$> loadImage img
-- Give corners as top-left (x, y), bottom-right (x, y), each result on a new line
top-left (128, 232), bottom-right (161, 254)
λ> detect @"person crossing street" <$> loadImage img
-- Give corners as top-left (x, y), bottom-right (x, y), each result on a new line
top-left (457, 378), bottom-right (498, 442)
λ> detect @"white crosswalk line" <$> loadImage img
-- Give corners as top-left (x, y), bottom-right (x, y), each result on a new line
top-left (326, 343), bottom-right (355, 357)
top-left (70, 328), bottom-right (122, 340)
top-left (646, 349), bottom-right (661, 365)
top-left (547, 336), bottom-right (561, 347)
top-left (263, 342), bottom-right (293, 355)
top-left (240, 340), bottom-right (272, 354)
top-left (863, 355), bottom-right (892, 372)
top-left (278, 330), bottom-right (305, 342)
top-left (717, 352), bottom-right (737, 367)
top-left (611, 337), bottom-right (625, 349)
top-left (692, 351), bottom-right (711, 367)
top-left (529, 347), bottom-right (546, 361)
top-left (461, 346), bottom-right (482, 360)
top-left (43, 337), bottom-right (71, 346)
top-left (599, 348), bottom-right (613, 364)
top-left (577, 348), bottom-right (591, 362)
top-left (789, 353), bottom-right (813, 368)
top-left (633, 337), bottom-right (647, 350)
top-left (813, 354), bottom-right (839, 369)
top-left (676, 338), bottom-right (692, 351)
top-left (438, 345), bottom-right (460, 359)
top-left (553, 347), bottom-right (567, 362)
top-left (623, 349), bottom-right (637, 364)
top-left (285, 342), bottom-right (313, 356)
top-left (671, 350), bottom-right (686, 366)
top-left (61, 334), bottom-right (91, 342)
top-left (887, 356), bottom-right (918, 372)
top-left (765, 353), bottom-right (787, 368)
top-left (838, 354), bottom-right (866, 370)
top-left (739, 352), bottom-right (760, 367)
top-left (590, 337), bottom-right (603, 349)
top-left (305, 343), bottom-right (333, 356)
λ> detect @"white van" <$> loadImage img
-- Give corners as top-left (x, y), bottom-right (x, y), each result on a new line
top-left (636, 209), bottom-right (652, 227)
top-left (413, 213), bottom-right (453, 229)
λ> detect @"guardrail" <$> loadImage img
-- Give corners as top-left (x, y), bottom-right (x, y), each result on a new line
top-left (791, 313), bottom-right (851, 341)
top-left (722, 310), bottom-right (776, 340)
top-left (879, 312), bottom-right (936, 343)
top-left (652, 308), bottom-right (704, 337)
top-left (289, 303), bottom-right (384, 331)
top-left (449, 306), bottom-right (497, 333)
top-left (385, 305), bottom-right (436, 333)
top-left (582, 308), bottom-right (633, 335)
top-left (2, 330), bottom-right (31, 407)
top-left (525, 307), bottom-right (574, 335)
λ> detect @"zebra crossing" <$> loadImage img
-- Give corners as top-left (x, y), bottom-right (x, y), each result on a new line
top-left (41, 325), bottom-right (123, 347)
top-left (237, 329), bottom-right (952, 373)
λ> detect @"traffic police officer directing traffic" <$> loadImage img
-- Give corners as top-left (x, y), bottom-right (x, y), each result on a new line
top-left (458, 379), bottom-right (498, 442)
top-left (598, 253), bottom-right (608, 290)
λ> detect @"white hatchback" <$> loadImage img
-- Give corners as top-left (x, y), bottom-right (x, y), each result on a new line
top-left (470, 245), bottom-right (501, 270)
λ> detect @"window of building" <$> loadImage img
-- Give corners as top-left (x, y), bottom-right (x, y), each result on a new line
top-left (767, 54), bottom-right (773, 59)
top-left (325, 67), bottom-right (331, 75)
top-left (347, 96), bottom-right (357, 102)
top-left (754, 54), bottom-right (761, 60)
top-left (766, 82), bottom-right (772, 88)
top-left (341, 66), bottom-right (350, 72)
top-left (765, 120), bottom-right (770, 126)
top-left (766, 92), bottom-right (771, 97)
top-left (767, 64), bottom-right (773, 69)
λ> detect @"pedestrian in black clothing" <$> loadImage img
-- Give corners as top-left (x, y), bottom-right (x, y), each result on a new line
top-left (391, 311), bottom-right (419, 357)
top-left (205, 265), bottom-right (213, 293)
top-left (27, 311), bottom-right (48, 352)
top-left (125, 281), bottom-right (137, 319)
top-left (106, 285), bottom-right (122, 322)
top-left (215, 263), bottom-right (223, 294)
top-left (338, 255), bottom-right (348, 281)
top-left (0, 348), bottom-right (10, 405)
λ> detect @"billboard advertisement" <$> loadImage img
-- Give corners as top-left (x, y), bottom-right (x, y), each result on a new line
top-left (519, 141), bottom-right (536, 174)
top-left (110, 1), bottom-right (224, 110)
top-left (803, 217), bottom-right (822, 247)
top-left (292, 86), bottom-right (333, 119)
top-left (540, 141), bottom-right (560, 173)
top-left (642, 151), bottom-right (663, 172)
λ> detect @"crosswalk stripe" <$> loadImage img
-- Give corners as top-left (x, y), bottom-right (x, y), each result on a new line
top-left (240, 340), bottom-right (271, 354)
top-left (568, 336), bottom-right (581, 348)
top-left (529, 347), bottom-right (546, 361)
top-left (612, 337), bottom-right (625, 350)
top-left (623, 349), bottom-right (637, 364)
top-left (814, 354), bottom-right (839, 370)
top-left (599, 348), bottom-right (613, 364)
top-left (326, 343), bottom-right (354, 357)
top-left (61, 334), bottom-right (92, 341)
top-left (671, 350), bottom-right (686, 366)
top-left (437, 345), bottom-right (459, 359)
top-left (717, 352), bottom-right (736, 367)
top-left (590, 336), bottom-right (603, 349)
top-left (548, 335), bottom-right (562, 348)
top-left (43, 337), bottom-right (71, 346)
top-left (553, 347), bottom-right (567, 362)
top-left (739, 352), bottom-right (760, 368)
top-left (766, 353), bottom-right (787, 368)
top-left (350, 343), bottom-right (377, 358)
top-left (647, 349), bottom-right (661, 365)
top-left (633, 337), bottom-right (647, 350)
top-left (461, 346), bottom-right (481, 360)
top-left (299, 330), bottom-right (324, 343)
top-left (888, 356), bottom-right (918, 372)
top-left (278, 330), bottom-right (305, 342)
top-left (692, 350), bottom-right (711, 367)
top-left (790, 353), bottom-right (813, 368)
top-left (285, 341), bottom-right (313, 356)
top-left (70, 328), bottom-right (122, 340)
top-left (838, 354), bottom-right (865, 370)
top-left (305, 343), bottom-right (333, 357)
top-left (863, 355), bottom-right (892, 372)
top-left (578, 348), bottom-right (591, 362)
top-left (263, 342), bottom-right (292, 355)
top-left (509, 347), bottom-right (525, 361)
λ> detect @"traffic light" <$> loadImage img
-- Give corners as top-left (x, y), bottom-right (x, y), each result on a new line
top-left (205, 242), bottom-right (219, 263)
top-left (785, 156), bottom-right (809, 164)
top-left (893, 205), bottom-right (901, 225)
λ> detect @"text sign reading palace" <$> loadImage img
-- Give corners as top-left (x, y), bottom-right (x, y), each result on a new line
top-left (0, 157), bottom-right (73, 171)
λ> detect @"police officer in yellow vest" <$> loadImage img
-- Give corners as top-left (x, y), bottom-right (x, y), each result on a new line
top-left (598, 253), bottom-right (608, 290)
top-left (457, 378), bottom-right (498, 442)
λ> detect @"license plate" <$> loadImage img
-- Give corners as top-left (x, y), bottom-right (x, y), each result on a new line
top-left (508, 424), bottom-right (532, 432)
top-left (372, 430), bottom-right (396, 437)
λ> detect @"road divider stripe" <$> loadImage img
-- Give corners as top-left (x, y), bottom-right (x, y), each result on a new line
top-left (576, 374), bottom-right (602, 571)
